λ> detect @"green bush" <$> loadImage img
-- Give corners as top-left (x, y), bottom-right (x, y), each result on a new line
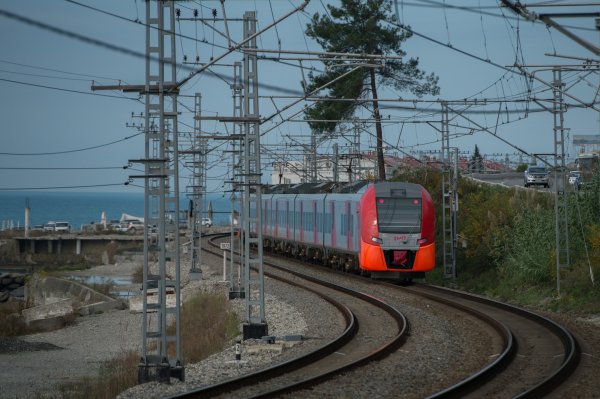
top-left (393, 168), bottom-right (599, 312)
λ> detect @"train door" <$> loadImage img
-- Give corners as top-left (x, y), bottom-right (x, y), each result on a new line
top-left (351, 200), bottom-right (359, 251)
top-left (330, 200), bottom-right (336, 248)
top-left (263, 199), bottom-right (268, 235)
top-left (346, 201), bottom-right (352, 251)
top-left (285, 201), bottom-right (290, 240)
top-left (313, 201), bottom-right (318, 244)
top-left (274, 201), bottom-right (279, 237)
top-left (293, 197), bottom-right (299, 243)
top-left (318, 198), bottom-right (325, 247)
top-left (299, 201), bottom-right (304, 242)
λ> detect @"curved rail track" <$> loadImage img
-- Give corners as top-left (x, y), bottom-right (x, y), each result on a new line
top-left (173, 234), bottom-right (580, 398)
top-left (169, 235), bottom-right (409, 398)
top-left (409, 283), bottom-right (580, 398)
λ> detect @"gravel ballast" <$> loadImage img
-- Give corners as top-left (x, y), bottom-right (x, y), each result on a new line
top-left (1, 238), bottom-right (599, 398)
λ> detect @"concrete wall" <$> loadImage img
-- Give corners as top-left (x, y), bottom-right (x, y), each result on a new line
top-left (1, 236), bottom-right (142, 268)
top-left (22, 275), bottom-right (124, 325)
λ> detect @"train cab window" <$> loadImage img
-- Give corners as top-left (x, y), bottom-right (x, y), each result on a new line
top-left (376, 197), bottom-right (421, 234)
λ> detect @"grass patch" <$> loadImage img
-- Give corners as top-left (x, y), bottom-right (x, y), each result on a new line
top-left (179, 292), bottom-right (239, 363)
top-left (40, 350), bottom-right (138, 399)
top-left (131, 265), bottom-right (143, 284)
top-left (0, 301), bottom-right (27, 336)
top-left (45, 290), bottom-right (239, 398)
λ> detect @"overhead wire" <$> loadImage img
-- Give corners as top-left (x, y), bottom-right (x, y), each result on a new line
top-left (0, 132), bottom-right (144, 156)
top-left (2, 1), bottom-right (596, 190)
top-left (0, 77), bottom-right (141, 101)
top-left (0, 165), bottom-right (130, 170)
top-left (0, 182), bottom-right (130, 191)
top-left (0, 59), bottom-right (128, 83)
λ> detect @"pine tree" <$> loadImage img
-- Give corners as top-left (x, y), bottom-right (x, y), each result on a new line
top-left (470, 145), bottom-right (484, 173)
top-left (304, 0), bottom-right (440, 180)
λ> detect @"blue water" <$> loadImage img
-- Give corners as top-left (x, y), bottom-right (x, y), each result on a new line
top-left (0, 192), bottom-right (234, 230)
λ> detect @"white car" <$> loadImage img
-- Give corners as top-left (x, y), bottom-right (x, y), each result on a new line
top-left (54, 221), bottom-right (71, 232)
top-left (127, 220), bottom-right (144, 233)
top-left (201, 217), bottom-right (212, 227)
top-left (568, 171), bottom-right (581, 188)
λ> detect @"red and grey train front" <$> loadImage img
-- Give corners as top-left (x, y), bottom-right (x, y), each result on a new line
top-left (359, 182), bottom-right (435, 279)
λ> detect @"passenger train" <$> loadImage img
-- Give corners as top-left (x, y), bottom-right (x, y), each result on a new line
top-left (254, 180), bottom-right (436, 280)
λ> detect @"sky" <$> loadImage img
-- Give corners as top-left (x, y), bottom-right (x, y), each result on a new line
top-left (0, 0), bottom-right (598, 194)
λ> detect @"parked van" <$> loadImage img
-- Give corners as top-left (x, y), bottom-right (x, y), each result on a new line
top-left (54, 221), bottom-right (71, 232)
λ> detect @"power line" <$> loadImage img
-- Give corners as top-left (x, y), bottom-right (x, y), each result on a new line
top-left (0, 132), bottom-right (143, 156)
top-left (0, 165), bottom-right (130, 170)
top-left (0, 182), bottom-right (130, 191)
top-left (0, 58), bottom-right (128, 82)
top-left (0, 77), bottom-right (140, 101)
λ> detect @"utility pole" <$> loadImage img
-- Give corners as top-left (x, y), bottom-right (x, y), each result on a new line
top-left (308, 129), bottom-right (318, 182)
top-left (93, 1), bottom-right (183, 382)
top-left (333, 143), bottom-right (339, 183)
top-left (188, 93), bottom-right (206, 280)
top-left (138, 1), bottom-right (182, 382)
top-left (353, 119), bottom-right (362, 182)
top-left (553, 69), bottom-right (570, 294)
top-left (242, 11), bottom-right (268, 339)
top-left (229, 61), bottom-right (245, 300)
top-left (441, 102), bottom-right (458, 279)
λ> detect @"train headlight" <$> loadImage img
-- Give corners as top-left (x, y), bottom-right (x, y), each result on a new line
top-left (418, 238), bottom-right (428, 245)
top-left (371, 237), bottom-right (383, 244)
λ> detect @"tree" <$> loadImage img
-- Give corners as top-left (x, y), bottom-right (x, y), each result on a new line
top-left (304, 0), bottom-right (440, 180)
top-left (470, 145), bottom-right (484, 173)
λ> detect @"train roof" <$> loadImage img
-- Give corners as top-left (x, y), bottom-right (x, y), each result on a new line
top-left (263, 180), bottom-right (373, 194)
top-left (262, 180), bottom-right (423, 195)
top-left (263, 181), bottom-right (340, 194)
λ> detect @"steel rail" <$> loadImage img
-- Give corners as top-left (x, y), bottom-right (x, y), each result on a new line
top-left (257, 246), bottom-right (579, 397)
top-left (169, 234), bottom-right (408, 398)
top-left (413, 283), bottom-right (580, 398)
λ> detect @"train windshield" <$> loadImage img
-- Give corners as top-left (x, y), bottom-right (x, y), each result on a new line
top-left (376, 197), bottom-right (421, 234)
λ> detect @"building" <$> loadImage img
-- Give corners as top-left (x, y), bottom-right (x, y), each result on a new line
top-left (270, 152), bottom-right (510, 184)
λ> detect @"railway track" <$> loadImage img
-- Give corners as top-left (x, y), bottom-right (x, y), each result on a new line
top-left (289, 272), bottom-right (580, 398)
top-left (408, 283), bottom-right (580, 398)
top-left (168, 235), bottom-right (409, 398)
top-left (287, 263), bottom-right (580, 398)
top-left (173, 234), bottom-right (580, 398)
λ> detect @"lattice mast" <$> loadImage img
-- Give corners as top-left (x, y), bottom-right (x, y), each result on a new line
top-left (553, 69), bottom-right (570, 294)
top-left (242, 11), bottom-right (268, 339)
top-left (189, 92), bottom-right (207, 278)
top-left (229, 61), bottom-right (245, 299)
top-left (139, 0), bottom-right (183, 382)
top-left (441, 102), bottom-right (458, 278)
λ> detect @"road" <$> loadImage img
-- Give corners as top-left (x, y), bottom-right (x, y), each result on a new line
top-left (468, 172), bottom-right (555, 191)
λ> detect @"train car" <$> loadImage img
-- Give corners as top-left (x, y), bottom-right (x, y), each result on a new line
top-left (257, 181), bottom-right (435, 280)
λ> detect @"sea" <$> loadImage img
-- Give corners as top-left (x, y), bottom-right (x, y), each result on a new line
top-left (0, 191), bottom-right (235, 231)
